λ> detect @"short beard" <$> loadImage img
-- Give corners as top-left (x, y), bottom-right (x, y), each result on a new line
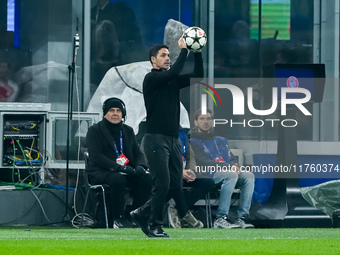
top-left (198, 127), bottom-right (211, 133)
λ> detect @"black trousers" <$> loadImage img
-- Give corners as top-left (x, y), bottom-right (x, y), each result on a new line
top-left (182, 178), bottom-right (216, 209)
top-left (140, 133), bottom-right (184, 228)
top-left (90, 171), bottom-right (152, 220)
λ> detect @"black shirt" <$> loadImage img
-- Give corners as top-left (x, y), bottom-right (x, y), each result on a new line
top-left (143, 48), bottom-right (203, 137)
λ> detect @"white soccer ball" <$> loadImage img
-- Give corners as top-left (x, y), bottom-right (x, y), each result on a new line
top-left (183, 26), bottom-right (207, 52)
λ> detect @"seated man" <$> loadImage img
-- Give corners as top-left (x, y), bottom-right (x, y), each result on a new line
top-left (167, 129), bottom-right (215, 228)
top-left (86, 97), bottom-right (152, 228)
top-left (190, 109), bottom-right (255, 229)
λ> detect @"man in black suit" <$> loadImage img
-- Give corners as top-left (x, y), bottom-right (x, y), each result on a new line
top-left (86, 97), bottom-right (152, 228)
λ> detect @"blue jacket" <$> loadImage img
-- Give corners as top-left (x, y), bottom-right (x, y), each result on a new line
top-left (189, 129), bottom-right (238, 177)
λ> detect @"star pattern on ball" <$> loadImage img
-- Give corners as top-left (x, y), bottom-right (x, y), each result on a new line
top-left (183, 26), bottom-right (207, 52)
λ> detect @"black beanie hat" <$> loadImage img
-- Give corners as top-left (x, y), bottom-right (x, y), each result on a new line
top-left (102, 97), bottom-right (126, 118)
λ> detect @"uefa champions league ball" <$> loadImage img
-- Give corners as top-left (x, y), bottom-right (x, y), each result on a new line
top-left (183, 26), bottom-right (207, 52)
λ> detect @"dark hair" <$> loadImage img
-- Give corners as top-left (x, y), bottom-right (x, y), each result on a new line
top-left (149, 44), bottom-right (169, 64)
top-left (194, 108), bottom-right (213, 120)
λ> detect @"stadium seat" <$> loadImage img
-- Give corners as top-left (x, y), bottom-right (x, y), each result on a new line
top-left (81, 151), bottom-right (110, 228)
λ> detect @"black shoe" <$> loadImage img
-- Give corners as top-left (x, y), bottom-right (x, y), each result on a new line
top-left (147, 227), bottom-right (169, 238)
top-left (129, 219), bottom-right (139, 228)
top-left (130, 208), bottom-right (149, 236)
top-left (113, 217), bottom-right (135, 228)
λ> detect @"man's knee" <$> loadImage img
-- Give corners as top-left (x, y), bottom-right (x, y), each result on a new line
top-left (223, 171), bottom-right (239, 181)
top-left (240, 171), bottom-right (255, 183)
top-left (219, 172), bottom-right (239, 190)
top-left (106, 172), bottom-right (127, 189)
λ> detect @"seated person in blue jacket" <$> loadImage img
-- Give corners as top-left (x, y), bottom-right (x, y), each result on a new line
top-left (190, 108), bottom-right (255, 229)
top-left (86, 97), bottom-right (152, 228)
top-left (167, 129), bottom-right (215, 228)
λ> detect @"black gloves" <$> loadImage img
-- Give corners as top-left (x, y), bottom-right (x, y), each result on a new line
top-left (135, 166), bottom-right (146, 177)
top-left (118, 165), bottom-right (146, 177)
top-left (119, 165), bottom-right (135, 175)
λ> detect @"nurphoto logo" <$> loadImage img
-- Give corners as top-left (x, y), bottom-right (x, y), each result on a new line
top-left (197, 78), bottom-right (313, 128)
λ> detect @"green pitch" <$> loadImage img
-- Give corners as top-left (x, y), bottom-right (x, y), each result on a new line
top-left (0, 227), bottom-right (340, 255)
